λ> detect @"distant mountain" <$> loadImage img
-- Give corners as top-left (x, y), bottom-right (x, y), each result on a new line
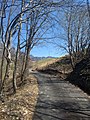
top-left (30, 55), bottom-right (56, 61)
top-left (0, 42), bottom-right (56, 61)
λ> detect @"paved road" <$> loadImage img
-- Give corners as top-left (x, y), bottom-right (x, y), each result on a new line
top-left (32, 72), bottom-right (90, 120)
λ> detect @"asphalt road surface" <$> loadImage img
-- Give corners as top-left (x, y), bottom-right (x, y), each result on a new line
top-left (32, 72), bottom-right (90, 120)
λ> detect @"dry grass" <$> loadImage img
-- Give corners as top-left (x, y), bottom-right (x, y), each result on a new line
top-left (31, 58), bottom-right (59, 70)
top-left (32, 56), bottom-right (73, 74)
top-left (0, 74), bottom-right (39, 120)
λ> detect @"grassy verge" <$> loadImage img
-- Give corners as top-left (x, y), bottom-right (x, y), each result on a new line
top-left (0, 74), bottom-right (39, 120)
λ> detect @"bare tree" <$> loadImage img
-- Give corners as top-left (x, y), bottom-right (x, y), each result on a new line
top-left (0, 0), bottom-right (69, 94)
top-left (87, 0), bottom-right (90, 55)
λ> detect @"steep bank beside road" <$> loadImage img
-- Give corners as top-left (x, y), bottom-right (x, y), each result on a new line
top-left (66, 56), bottom-right (90, 95)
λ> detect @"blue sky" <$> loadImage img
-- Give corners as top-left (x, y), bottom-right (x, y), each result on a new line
top-left (30, 32), bottom-right (67, 57)
top-left (6, 0), bottom-right (88, 58)
top-left (31, 0), bottom-right (89, 57)
top-left (30, 12), bottom-right (66, 57)
top-left (31, 43), bottom-right (65, 57)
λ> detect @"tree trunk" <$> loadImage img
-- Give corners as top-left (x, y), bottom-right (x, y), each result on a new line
top-left (12, 0), bottom-right (24, 93)
top-left (21, 45), bottom-right (30, 82)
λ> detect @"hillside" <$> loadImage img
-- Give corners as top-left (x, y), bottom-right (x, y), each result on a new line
top-left (37, 55), bottom-right (73, 75)
top-left (36, 54), bottom-right (90, 95)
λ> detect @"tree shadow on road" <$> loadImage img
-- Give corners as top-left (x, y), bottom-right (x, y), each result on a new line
top-left (32, 72), bottom-right (90, 120)
top-left (32, 98), bottom-right (90, 120)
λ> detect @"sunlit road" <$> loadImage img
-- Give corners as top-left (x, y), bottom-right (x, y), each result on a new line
top-left (32, 72), bottom-right (90, 120)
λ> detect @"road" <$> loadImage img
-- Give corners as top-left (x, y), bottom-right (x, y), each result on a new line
top-left (32, 72), bottom-right (90, 120)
